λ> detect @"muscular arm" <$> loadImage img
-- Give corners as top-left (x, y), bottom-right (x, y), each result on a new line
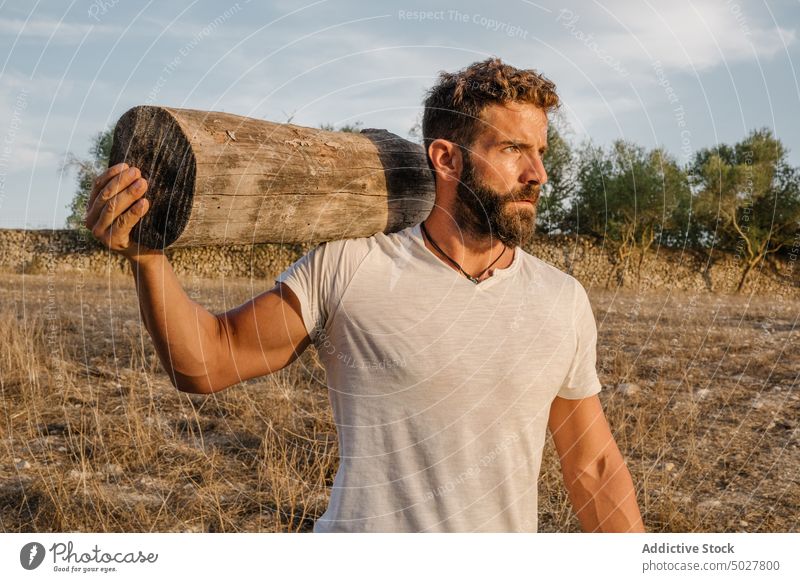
top-left (548, 394), bottom-right (645, 532)
top-left (86, 163), bottom-right (311, 394)
top-left (129, 253), bottom-right (310, 393)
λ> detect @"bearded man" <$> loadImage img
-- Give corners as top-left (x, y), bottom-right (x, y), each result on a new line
top-left (85, 57), bottom-right (644, 533)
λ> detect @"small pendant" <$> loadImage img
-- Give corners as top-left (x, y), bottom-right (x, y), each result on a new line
top-left (467, 275), bottom-right (480, 284)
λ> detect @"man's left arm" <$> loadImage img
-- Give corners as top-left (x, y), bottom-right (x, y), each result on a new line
top-left (548, 394), bottom-right (645, 532)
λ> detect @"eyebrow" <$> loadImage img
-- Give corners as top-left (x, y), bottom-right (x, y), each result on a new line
top-left (497, 140), bottom-right (548, 152)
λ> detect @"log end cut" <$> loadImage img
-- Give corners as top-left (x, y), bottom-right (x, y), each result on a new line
top-left (109, 106), bottom-right (196, 249)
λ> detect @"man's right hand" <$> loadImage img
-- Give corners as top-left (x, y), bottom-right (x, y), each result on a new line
top-left (85, 163), bottom-right (159, 260)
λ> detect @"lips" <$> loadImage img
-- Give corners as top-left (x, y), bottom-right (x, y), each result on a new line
top-left (514, 193), bottom-right (539, 205)
top-left (502, 187), bottom-right (540, 206)
top-left (516, 188), bottom-right (540, 205)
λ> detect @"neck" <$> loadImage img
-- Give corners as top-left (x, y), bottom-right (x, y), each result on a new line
top-left (421, 209), bottom-right (515, 280)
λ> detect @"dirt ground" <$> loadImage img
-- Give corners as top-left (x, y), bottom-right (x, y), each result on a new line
top-left (0, 269), bottom-right (797, 532)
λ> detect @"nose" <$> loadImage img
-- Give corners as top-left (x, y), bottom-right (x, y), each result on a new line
top-left (520, 153), bottom-right (547, 188)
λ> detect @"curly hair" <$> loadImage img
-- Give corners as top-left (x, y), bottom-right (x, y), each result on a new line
top-left (421, 57), bottom-right (560, 176)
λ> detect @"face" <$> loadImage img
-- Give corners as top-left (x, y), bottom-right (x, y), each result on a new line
top-left (453, 102), bottom-right (548, 248)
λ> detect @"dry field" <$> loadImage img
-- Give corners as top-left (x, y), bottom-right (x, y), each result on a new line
top-left (0, 268), bottom-right (797, 532)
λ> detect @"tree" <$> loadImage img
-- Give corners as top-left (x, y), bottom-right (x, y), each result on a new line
top-left (538, 116), bottom-right (575, 234)
top-left (691, 128), bottom-right (800, 292)
top-left (318, 121), bottom-right (363, 133)
top-left (572, 139), bottom-right (691, 286)
top-left (65, 128), bottom-right (114, 229)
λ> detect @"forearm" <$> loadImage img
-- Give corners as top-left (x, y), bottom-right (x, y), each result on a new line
top-left (128, 251), bottom-right (222, 392)
top-left (564, 448), bottom-right (645, 533)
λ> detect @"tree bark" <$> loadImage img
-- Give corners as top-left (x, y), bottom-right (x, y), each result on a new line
top-left (736, 256), bottom-right (760, 293)
top-left (108, 106), bottom-right (435, 249)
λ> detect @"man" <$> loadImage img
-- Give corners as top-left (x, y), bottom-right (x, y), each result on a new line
top-left (86, 57), bottom-right (644, 533)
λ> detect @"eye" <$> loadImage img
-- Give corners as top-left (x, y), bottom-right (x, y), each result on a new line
top-left (504, 144), bottom-right (520, 153)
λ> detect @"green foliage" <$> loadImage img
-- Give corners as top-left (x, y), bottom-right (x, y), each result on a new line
top-left (65, 128), bottom-right (114, 230)
top-left (572, 139), bottom-right (691, 246)
top-left (691, 128), bottom-right (800, 290)
top-left (568, 139), bottom-right (692, 284)
top-left (318, 121), bottom-right (363, 133)
top-left (538, 118), bottom-right (575, 233)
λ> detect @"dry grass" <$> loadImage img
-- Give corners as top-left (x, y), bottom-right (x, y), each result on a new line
top-left (0, 270), bottom-right (797, 532)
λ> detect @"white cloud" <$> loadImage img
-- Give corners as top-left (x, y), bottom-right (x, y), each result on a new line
top-left (0, 17), bottom-right (121, 42)
top-left (560, 93), bottom-right (641, 139)
top-left (552, 0), bottom-right (795, 74)
top-left (7, 138), bottom-right (61, 171)
top-left (613, 0), bottom-right (793, 69)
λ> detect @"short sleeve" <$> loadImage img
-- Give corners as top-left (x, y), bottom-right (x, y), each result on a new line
top-left (557, 282), bottom-right (603, 400)
top-left (274, 242), bottom-right (335, 345)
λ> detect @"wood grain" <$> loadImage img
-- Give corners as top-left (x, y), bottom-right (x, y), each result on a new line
top-left (109, 106), bottom-right (435, 248)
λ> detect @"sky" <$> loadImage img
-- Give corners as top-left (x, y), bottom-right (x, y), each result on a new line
top-left (0, 0), bottom-right (798, 229)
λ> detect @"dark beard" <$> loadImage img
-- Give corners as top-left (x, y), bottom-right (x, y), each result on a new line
top-left (453, 149), bottom-right (539, 248)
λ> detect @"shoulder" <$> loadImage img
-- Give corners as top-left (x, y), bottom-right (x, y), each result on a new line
top-left (298, 225), bottom-right (417, 275)
top-left (311, 232), bottom-right (377, 264)
top-left (326, 225), bottom-right (419, 265)
top-left (372, 224), bottom-right (418, 256)
top-left (303, 227), bottom-right (407, 284)
top-left (516, 247), bottom-right (585, 295)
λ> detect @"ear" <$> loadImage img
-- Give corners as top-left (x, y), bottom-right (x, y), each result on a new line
top-left (427, 139), bottom-right (463, 184)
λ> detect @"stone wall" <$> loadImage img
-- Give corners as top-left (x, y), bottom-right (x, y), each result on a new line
top-left (0, 228), bottom-right (796, 297)
top-left (0, 228), bottom-right (314, 281)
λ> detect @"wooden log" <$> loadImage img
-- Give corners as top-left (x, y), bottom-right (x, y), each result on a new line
top-left (108, 106), bottom-right (435, 249)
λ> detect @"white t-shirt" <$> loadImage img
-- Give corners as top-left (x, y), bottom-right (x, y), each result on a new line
top-left (275, 222), bottom-right (602, 532)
